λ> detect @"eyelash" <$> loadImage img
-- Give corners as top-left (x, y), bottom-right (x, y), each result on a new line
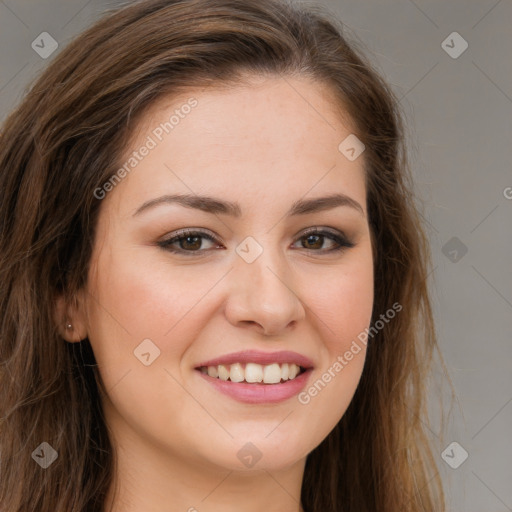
top-left (157, 227), bottom-right (355, 256)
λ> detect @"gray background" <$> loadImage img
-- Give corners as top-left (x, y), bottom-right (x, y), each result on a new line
top-left (1, 0), bottom-right (511, 511)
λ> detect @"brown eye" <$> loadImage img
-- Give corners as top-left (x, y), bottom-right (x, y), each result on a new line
top-left (158, 227), bottom-right (355, 256)
top-left (301, 233), bottom-right (326, 250)
top-left (179, 235), bottom-right (203, 251)
top-left (293, 228), bottom-right (355, 253)
top-left (158, 229), bottom-right (220, 254)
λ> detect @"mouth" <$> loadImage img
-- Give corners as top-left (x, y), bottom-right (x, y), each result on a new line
top-left (194, 350), bottom-right (314, 404)
top-left (196, 362), bottom-right (307, 384)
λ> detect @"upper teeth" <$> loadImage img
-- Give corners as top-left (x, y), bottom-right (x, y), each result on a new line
top-left (199, 363), bottom-right (302, 384)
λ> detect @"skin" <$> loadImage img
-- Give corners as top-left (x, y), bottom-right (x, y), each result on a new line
top-left (58, 74), bottom-right (374, 512)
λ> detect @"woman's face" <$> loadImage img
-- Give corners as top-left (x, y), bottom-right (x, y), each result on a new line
top-left (80, 75), bottom-right (374, 473)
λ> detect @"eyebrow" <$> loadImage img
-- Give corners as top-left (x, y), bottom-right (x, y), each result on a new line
top-left (133, 193), bottom-right (365, 218)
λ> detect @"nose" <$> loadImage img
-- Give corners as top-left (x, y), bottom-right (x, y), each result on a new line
top-left (224, 246), bottom-right (306, 336)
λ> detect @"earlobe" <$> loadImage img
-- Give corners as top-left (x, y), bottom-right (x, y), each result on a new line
top-left (54, 292), bottom-right (88, 343)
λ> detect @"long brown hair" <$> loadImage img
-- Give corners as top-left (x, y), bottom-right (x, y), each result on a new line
top-left (0, 0), bottom-right (447, 510)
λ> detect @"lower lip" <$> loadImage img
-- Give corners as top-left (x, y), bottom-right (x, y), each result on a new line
top-left (196, 369), bottom-right (313, 404)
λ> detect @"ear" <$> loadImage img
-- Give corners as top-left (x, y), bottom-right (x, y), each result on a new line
top-left (54, 291), bottom-right (88, 343)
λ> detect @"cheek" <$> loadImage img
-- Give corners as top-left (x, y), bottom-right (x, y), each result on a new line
top-left (84, 250), bottom-right (208, 436)
top-left (295, 254), bottom-right (373, 426)
top-left (306, 254), bottom-right (374, 349)
top-left (329, 272), bottom-right (373, 346)
top-left (85, 247), bottom-right (225, 372)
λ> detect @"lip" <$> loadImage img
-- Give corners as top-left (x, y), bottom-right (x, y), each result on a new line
top-left (196, 368), bottom-right (313, 404)
top-left (194, 349), bottom-right (314, 369)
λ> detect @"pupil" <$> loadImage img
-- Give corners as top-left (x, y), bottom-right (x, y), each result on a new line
top-left (305, 234), bottom-right (322, 249)
top-left (182, 236), bottom-right (201, 250)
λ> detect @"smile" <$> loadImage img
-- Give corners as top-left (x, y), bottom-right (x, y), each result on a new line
top-left (198, 362), bottom-right (305, 384)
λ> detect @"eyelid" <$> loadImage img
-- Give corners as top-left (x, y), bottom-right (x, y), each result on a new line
top-left (157, 228), bottom-right (221, 250)
top-left (163, 227), bottom-right (219, 242)
top-left (299, 226), bottom-right (347, 238)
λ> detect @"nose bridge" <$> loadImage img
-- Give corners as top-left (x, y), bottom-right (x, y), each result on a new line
top-left (225, 234), bottom-right (305, 334)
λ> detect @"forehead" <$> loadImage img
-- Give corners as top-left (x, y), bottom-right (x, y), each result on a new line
top-left (126, 74), bottom-right (356, 156)
top-left (107, 75), bottom-right (366, 217)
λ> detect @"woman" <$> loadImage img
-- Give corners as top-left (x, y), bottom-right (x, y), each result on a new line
top-left (0, 0), bottom-right (447, 510)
